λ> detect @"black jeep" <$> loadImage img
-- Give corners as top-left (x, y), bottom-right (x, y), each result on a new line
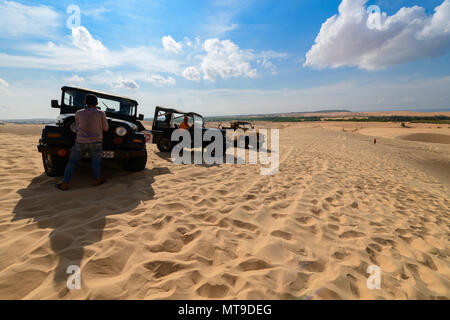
top-left (151, 106), bottom-right (230, 155)
top-left (220, 121), bottom-right (264, 150)
top-left (38, 86), bottom-right (148, 177)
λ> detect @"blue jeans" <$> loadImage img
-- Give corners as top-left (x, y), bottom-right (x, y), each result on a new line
top-left (63, 142), bottom-right (103, 183)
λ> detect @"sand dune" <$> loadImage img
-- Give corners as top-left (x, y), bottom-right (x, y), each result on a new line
top-left (0, 122), bottom-right (449, 299)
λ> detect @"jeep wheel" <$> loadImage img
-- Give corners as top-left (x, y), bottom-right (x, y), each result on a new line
top-left (42, 152), bottom-right (67, 177)
top-left (123, 150), bottom-right (147, 172)
top-left (157, 136), bottom-right (173, 153)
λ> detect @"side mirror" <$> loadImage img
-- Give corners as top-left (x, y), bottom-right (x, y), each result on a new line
top-left (51, 100), bottom-right (59, 108)
top-left (138, 114), bottom-right (144, 121)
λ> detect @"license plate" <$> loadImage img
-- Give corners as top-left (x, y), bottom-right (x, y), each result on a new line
top-left (83, 151), bottom-right (114, 158)
top-left (102, 151), bottom-right (114, 158)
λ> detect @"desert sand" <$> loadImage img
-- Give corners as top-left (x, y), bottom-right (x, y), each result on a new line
top-left (0, 121), bottom-right (449, 299)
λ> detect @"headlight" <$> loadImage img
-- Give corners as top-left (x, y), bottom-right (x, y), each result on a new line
top-left (69, 122), bottom-right (77, 133)
top-left (115, 126), bottom-right (127, 136)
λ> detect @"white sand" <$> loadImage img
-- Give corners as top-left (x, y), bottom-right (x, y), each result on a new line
top-left (0, 122), bottom-right (449, 299)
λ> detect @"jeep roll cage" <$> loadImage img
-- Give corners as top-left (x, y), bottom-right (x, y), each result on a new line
top-left (152, 106), bottom-right (205, 129)
top-left (53, 86), bottom-right (144, 124)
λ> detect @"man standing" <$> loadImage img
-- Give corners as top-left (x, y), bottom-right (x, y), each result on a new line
top-left (57, 94), bottom-right (109, 191)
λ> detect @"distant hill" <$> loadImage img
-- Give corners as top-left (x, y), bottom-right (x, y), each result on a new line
top-left (205, 110), bottom-right (352, 122)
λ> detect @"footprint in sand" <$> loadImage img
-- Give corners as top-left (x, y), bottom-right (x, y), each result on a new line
top-left (295, 216), bottom-right (312, 225)
top-left (270, 230), bottom-right (292, 240)
top-left (144, 261), bottom-right (189, 279)
top-left (346, 274), bottom-right (360, 298)
top-left (238, 259), bottom-right (272, 271)
top-left (232, 219), bottom-right (258, 232)
top-left (339, 230), bottom-right (365, 239)
top-left (197, 283), bottom-right (229, 299)
top-left (300, 260), bottom-right (325, 273)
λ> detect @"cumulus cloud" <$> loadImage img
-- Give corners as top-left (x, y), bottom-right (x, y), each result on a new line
top-left (0, 24), bottom-right (283, 83)
top-left (182, 67), bottom-right (201, 81)
top-left (114, 76), bottom-right (139, 89)
top-left (304, 0), bottom-right (450, 70)
top-left (0, 1), bottom-right (60, 39)
top-left (201, 38), bottom-right (256, 81)
top-left (71, 26), bottom-right (107, 53)
top-left (162, 35), bottom-right (183, 54)
top-left (146, 75), bottom-right (176, 86)
top-left (0, 27), bottom-right (183, 74)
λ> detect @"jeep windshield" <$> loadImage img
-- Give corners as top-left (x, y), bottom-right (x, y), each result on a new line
top-left (63, 89), bottom-right (137, 117)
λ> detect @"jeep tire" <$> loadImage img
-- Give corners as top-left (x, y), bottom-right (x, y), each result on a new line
top-left (42, 152), bottom-right (68, 177)
top-left (157, 136), bottom-right (174, 153)
top-left (123, 150), bottom-right (147, 172)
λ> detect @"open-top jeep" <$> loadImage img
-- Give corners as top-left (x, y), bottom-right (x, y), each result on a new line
top-left (38, 86), bottom-right (148, 177)
top-left (220, 121), bottom-right (264, 150)
top-left (151, 106), bottom-right (230, 155)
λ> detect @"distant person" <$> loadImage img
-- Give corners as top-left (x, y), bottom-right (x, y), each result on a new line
top-left (179, 116), bottom-right (191, 130)
top-left (57, 94), bottom-right (109, 191)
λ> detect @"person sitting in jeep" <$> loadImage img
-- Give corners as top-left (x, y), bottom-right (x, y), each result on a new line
top-left (57, 94), bottom-right (109, 191)
top-left (179, 115), bottom-right (191, 130)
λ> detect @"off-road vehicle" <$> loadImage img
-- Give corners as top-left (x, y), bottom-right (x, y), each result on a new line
top-left (151, 106), bottom-right (230, 155)
top-left (220, 121), bottom-right (264, 150)
top-left (38, 86), bottom-right (148, 176)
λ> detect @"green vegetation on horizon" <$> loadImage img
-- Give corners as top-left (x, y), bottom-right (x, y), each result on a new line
top-left (204, 115), bottom-right (450, 124)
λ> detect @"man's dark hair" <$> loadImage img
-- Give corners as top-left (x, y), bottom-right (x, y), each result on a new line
top-left (85, 94), bottom-right (98, 107)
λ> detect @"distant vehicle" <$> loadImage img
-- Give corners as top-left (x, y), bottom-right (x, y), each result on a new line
top-left (37, 86), bottom-right (148, 176)
top-left (220, 121), bottom-right (264, 150)
top-left (151, 106), bottom-right (230, 155)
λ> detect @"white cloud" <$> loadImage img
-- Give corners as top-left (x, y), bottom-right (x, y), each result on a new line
top-left (202, 0), bottom-right (248, 37)
top-left (130, 75), bottom-right (450, 117)
top-left (206, 23), bottom-right (238, 36)
top-left (201, 38), bottom-right (256, 81)
top-left (0, 25), bottom-right (283, 83)
top-left (182, 67), bottom-right (201, 81)
top-left (3, 75), bottom-right (450, 119)
top-left (114, 76), bottom-right (139, 90)
top-left (162, 35), bottom-right (183, 54)
top-left (0, 78), bottom-right (9, 89)
top-left (256, 51), bottom-right (288, 75)
top-left (71, 26), bottom-right (107, 53)
top-left (0, 1), bottom-right (60, 39)
top-left (304, 0), bottom-right (450, 70)
top-left (146, 75), bottom-right (176, 86)
top-left (258, 58), bottom-right (276, 74)
top-left (0, 27), bottom-right (183, 74)
top-left (83, 7), bottom-right (109, 19)
top-left (64, 74), bottom-right (84, 84)
top-left (0, 77), bottom-right (10, 95)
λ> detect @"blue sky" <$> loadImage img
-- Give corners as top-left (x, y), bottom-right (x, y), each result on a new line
top-left (0, 0), bottom-right (449, 119)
